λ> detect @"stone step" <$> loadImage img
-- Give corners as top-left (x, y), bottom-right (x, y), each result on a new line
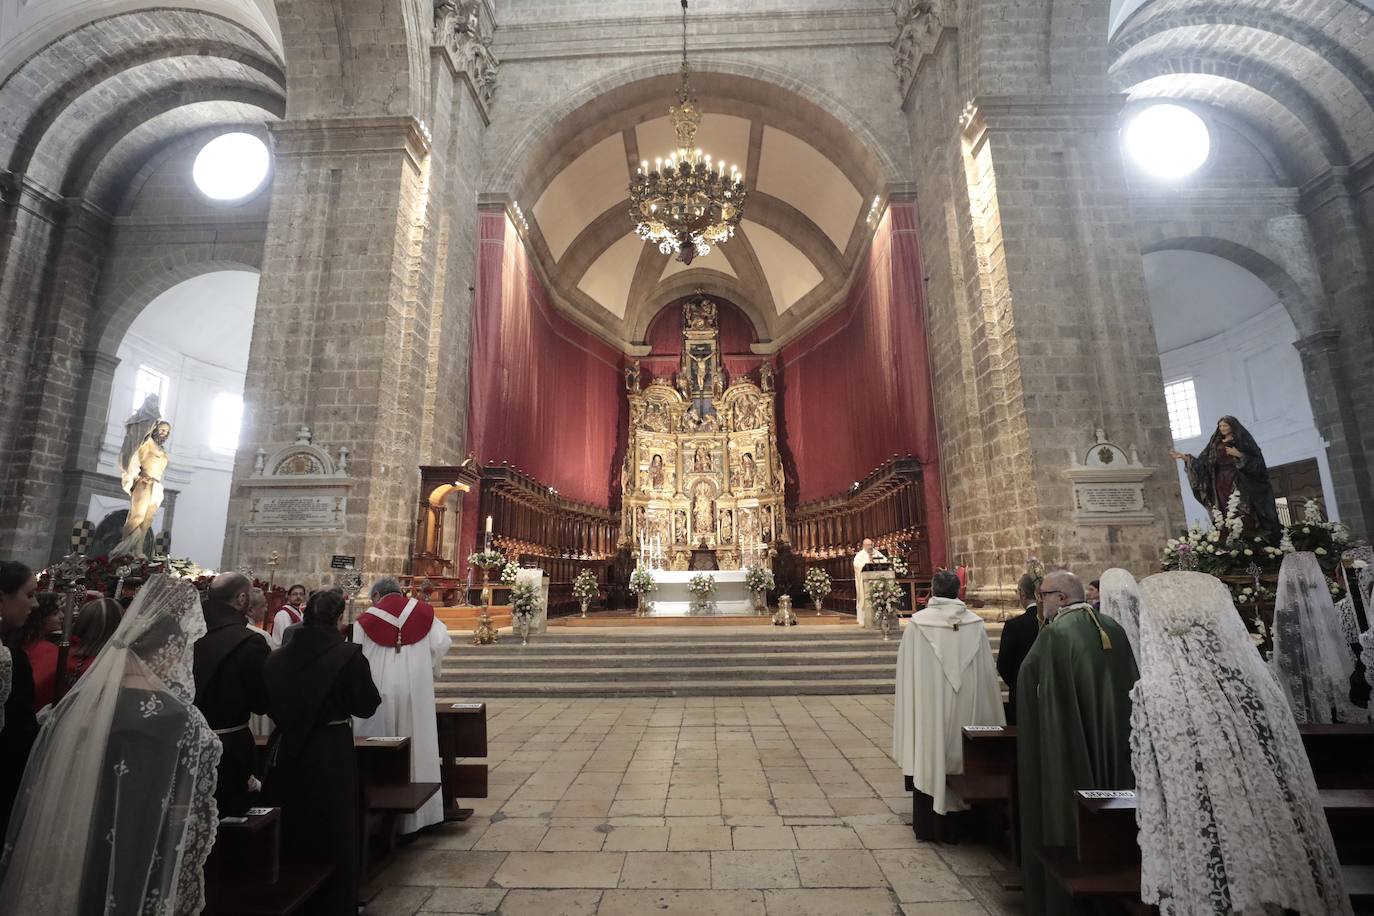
top-left (442, 650), bottom-right (900, 669)
top-left (433, 678), bottom-right (898, 697)
top-left (438, 661), bottom-right (896, 680)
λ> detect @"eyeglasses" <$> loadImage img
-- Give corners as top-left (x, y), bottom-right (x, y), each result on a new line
top-left (1039, 590), bottom-right (1066, 599)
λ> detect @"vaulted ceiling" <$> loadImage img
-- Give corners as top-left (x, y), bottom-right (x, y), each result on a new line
top-left (512, 72), bottom-right (888, 348)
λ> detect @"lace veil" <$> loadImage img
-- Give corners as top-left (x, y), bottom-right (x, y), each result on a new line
top-left (1132, 571), bottom-right (1350, 916)
top-left (1271, 551), bottom-right (1359, 724)
top-left (1097, 568), bottom-right (1143, 662)
top-left (0, 575), bottom-right (222, 915)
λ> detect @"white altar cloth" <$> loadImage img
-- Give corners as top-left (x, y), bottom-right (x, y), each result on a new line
top-left (647, 569), bottom-right (755, 616)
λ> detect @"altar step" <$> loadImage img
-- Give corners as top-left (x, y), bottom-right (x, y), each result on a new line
top-left (435, 626), bottom-right (1003, 698)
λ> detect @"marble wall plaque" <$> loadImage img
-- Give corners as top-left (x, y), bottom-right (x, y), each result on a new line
top-left (1076, 484), bottom-right (1145, 513)
top-left (253, 493), bottom-right (340, 528)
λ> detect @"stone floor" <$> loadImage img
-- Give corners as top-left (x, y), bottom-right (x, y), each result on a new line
top-left (364, 696), bottom-right (1026, 916)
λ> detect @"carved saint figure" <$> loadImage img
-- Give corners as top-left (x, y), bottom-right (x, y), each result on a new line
top-left (624, 360), bottom-right (641, 392)
top-left (674, 509), bottom-right (688, 544)
top-left (720, 509), bottom-right (734, 544)
top-left (734, 395), bottom-right (761, 430)
top-left (689, 350), bottom-right (711, 393)
top-left (683, 297), bottom-right (717, 330)
top-left (648, 453), bottom-right (665, 490)
top-left (113, 397), bottom-right (172, 558)
top-left (759, 362), bottom-right (775, 392)
top-left (692, 481), bottom-right (714, 540)
top-left (692, 445), bottom-right (713, 473)
top-left (737, 452), bottom-right (758, 490)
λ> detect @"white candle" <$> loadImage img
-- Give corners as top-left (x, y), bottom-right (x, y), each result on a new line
top-left (485, 515), bottom-right (493, 534)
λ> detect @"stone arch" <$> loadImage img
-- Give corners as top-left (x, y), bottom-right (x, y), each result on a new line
top-left (273, 0), bottom-right (430, 120)
top-left (1138, 233), bottom-right (1332, 338)
top-left (488, 57), bottom-right (903, 200)
top-left (629, 277), bottom-right (775, 346)
top-left (92, 249), bottom-right (263, 358)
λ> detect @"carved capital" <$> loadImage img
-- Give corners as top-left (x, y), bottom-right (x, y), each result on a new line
top-left (891, 0), bottom-right (950, 94)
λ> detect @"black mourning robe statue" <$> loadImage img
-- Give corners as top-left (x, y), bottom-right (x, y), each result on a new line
top-left (193, 597), bottom-right (270, 816)
top-left (264, 624), bottom-right (381, 916)
top-left (1183, 415), bottom-right (1283, 544)
top-left (995, 604), bottom-right (1040, 725)
top-left (0, 647), bottom-right (38, 837)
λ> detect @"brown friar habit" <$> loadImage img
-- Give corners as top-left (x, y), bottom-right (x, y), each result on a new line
top-left (263, 623), bottom-right (380, 916)
top-left (193, 597), bottom-right (270, 816)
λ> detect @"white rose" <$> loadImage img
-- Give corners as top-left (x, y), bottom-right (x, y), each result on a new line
top-left (1244, 549), bottom-right (1253, 556)
top-left (1356, 560), bottom-right (1369, 570)
top-left (1242, 587), bottom-right (1253, 594)
top-left (1208, 532), bottom-right (1220, 543)
top-left (1302, 527), bottom-right (1311, 534)
top-left (1250, 632), bottom-right (1264, 647)
top-left (1315, 547), bottom-right (1327, 556)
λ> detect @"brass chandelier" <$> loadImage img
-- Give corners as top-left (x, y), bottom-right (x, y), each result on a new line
top-left (629, 0), bottom-right (747, 265)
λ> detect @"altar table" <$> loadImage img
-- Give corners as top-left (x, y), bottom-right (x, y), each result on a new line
top-left (648, 569), bottom-right (755, 616)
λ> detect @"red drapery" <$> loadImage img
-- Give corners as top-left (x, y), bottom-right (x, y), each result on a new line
top-left (466, 211), bottom-right (624, 507)
top-left (779, 202), bottom-right (947, 567)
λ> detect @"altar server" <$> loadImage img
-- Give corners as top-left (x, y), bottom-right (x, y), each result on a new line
top-left (1017, 570), bottom-right (1138, 916)
top-left (271, 583), bottom-right (307, 637)
top-left (893, 569), bottom-right (1003, 840)
top-left (351, 576), bottom-right (451, 833)
top-left (852, 538), bottom-right (886, 626)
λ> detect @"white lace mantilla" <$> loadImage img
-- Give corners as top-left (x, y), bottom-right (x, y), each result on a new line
top-left (1133, 572), bottom-right (1351, 916)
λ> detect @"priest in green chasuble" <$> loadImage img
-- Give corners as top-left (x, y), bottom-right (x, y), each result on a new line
top-left (1017, 570), bottom-right (1139, 916)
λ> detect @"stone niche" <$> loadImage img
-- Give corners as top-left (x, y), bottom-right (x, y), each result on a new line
top-left (240, 426), bottom-right (353, 534)
top-left (1065, 431), bottom-right (1157, 526)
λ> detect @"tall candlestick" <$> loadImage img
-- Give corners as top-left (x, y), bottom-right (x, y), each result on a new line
top-left (485, 515), bottom-right (493, 534)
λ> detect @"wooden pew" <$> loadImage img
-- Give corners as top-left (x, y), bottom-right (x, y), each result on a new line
top-left (204, 807), bottom-right (331, 915)
top-left (355, 736), bottom-right (441, 875)
top-left (435, 701), bottom-right (490, 822)
top-left (1039, 788), bottom-right (1374, 910)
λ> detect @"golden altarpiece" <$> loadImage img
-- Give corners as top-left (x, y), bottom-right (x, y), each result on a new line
top-left (621, 295), bottom-right (785, 570)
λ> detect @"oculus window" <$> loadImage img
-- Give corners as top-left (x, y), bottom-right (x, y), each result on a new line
top-left (192, 132), bottom-right (270, 201)
top-left (1124, 104), bottom-right (1210, 179)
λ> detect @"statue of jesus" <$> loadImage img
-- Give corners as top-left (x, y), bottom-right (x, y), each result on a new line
top-left (112, 398), bottom-right (172, 558)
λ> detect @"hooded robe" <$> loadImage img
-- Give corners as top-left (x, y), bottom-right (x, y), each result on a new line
top-left (893, 596), bottom-right (1004, 818)
top-left (1182, 416), bottom-right (1282, 544)
top-left (1017, 603), bottom-right (1139, 916)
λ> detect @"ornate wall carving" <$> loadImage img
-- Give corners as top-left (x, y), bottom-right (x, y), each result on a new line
top-left (622, 293), bottom-right (785, 571)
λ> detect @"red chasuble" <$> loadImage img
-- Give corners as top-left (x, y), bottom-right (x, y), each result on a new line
top-left (357, 593), bottom-right (436, 652)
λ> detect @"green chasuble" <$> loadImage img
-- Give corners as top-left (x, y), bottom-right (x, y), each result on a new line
top-left (1016, 603), bottom-right (1139, 916)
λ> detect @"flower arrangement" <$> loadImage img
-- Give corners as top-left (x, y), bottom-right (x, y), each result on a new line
top-left (629, 567), bottom-right (657, 597)
top-left (743, 565), bottom-right (774, 596)
top-left (888, 555), bottom-right (909, 578)
top-left (500, 561), bottom-right (520, 585)
top-left (42, 554), bottom-right (238, 600)
top-left (467, 549), bottom-right (505, 569)
top-left (803, 568), bottom-right (832, 605)
top-left (571, 569), bottom-right (599, 602)
top-left (867, 577), bottom-right (901, 635)
top-left (687, 574), bottom-right (716, 599)
top-left (510, 581), bottom-right (541, 622)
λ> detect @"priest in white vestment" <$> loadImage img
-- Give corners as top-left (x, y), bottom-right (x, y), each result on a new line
top-left (853, 538), bottom-right (887, 626)
top-left (893, 570), bottom-right (1004, 839)
top-left (352, 576), bottom-right (453, 833)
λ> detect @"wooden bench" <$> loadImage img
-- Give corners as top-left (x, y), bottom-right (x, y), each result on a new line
top-left (1041, 788), bottom-right (1374, 908)
top-left (355, 736), bottom-right (442, 874)
top-left (204, 807), bottom-right (331, 915)
top-left (435, 701), bottom-right (490, 822)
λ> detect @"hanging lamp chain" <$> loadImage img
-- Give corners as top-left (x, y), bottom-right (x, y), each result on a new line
top-left (679, 0), bottom-right (691, 99)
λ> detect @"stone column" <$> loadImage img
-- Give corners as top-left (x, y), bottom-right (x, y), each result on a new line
top-left (951, 94), bottom-right (1185, 581)
top-left (1294, 329), bottom-right (1374, 536)
top-left (225, 116), bottom-right (440, 582)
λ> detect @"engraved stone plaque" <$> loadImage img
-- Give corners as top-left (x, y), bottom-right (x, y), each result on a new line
top-left (253, 493), bottom-right (340, 528)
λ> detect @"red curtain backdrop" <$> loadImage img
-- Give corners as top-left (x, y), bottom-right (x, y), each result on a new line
top-left (466, 210), bottom-right (624, 508)
top-left (778, 202), bottom-right (947, 567)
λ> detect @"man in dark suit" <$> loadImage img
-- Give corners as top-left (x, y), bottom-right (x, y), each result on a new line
top-left (996, 573), bottom-right (1042, 725)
